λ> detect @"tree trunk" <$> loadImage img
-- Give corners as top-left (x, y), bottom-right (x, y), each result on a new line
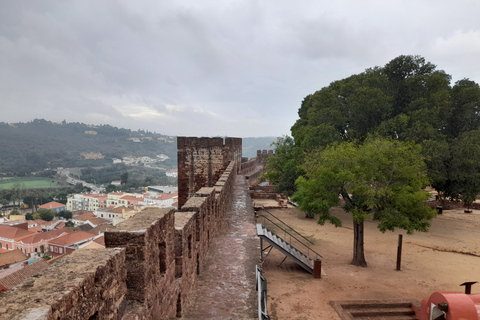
top-left (352, 220), bottom-right (367, 267)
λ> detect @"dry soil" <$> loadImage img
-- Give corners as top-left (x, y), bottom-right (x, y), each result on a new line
top-left (261, 206), bottom-right (480, 320)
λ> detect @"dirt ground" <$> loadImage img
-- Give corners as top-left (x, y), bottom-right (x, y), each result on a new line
top-left (260, 206), bottom-right (480, 320)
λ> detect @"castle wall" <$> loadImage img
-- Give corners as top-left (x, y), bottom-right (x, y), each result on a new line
top-left (1, 137), bottom-right (259, 320)
top-left (1, 163), bottom-right (238, 320)
top-left (177, 137), bottom-right (241, 209)
top-left (0, 248), bottom-right (127, 320)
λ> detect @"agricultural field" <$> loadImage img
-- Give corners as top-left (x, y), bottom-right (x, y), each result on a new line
top-left (0, 177), bottom-right (58, 189)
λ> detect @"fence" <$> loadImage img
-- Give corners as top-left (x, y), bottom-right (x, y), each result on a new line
top-left (256, 207), bottom-right (323, 261)
top-left (256, 265), bottom-right (270, 320)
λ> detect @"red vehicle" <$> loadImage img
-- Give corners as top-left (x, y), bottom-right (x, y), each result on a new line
top-left (415, 282), bottom-right (480, 320)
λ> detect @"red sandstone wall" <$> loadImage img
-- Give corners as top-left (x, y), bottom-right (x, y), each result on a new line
top-left (177, 137), bottom-right (242, 209)
top-left (0, 248), bottom-right (127, 320)
top-left (105, 208), bottom-right (178, 319)
top-left (1, 143), bottom-right (240, 320)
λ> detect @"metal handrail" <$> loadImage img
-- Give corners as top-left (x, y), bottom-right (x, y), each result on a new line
top-left (258, 214), bottom-right (323, 260)
top-left (258, 207), bottom-right (314, 245)
top-left (256, 265), bottom-right (270, 320)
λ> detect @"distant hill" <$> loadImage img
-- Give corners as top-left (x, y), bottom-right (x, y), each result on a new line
top-left (0, 119), bottom-right (177, 175)
top-left (0, 119), bottom-right (278, 176)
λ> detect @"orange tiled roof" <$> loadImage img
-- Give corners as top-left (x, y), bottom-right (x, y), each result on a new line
top-left (87, 217), bottom-right (110, 226)
top-left (83, 194), bottom-right (107, 200)
top-left (120, 195), bottom-right (143, 202)
top-left (38, 202), bottom-right (65, 209)
top-left (73, 212), bottom-right (96, 221)
top-left (27, 226), bottom-right (43, 233)
top-left (93, 236), bottom-right (105, 246)
top-left (0, 250), bottom-right (28, 267)
top-left (32, 219), bottom-right (60, 226)
top-left (156, 193), bottom-right (178, 200)
top-left (48, 231), bottom-right (97, 246)
top-left (0, 259), bottom-right (49, 290)
top-left (56, 222), bottom-right (66, 229)
top-left (0, 225), bottom-right (35, 241)
top-left (89, 224), bottom-right (112, 234)
top-left (107, 207), bottom-right (125, 214)
top-left (18, 227), bottom-right (73, 244)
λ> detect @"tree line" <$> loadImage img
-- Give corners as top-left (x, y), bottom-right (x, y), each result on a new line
top-left (264, 55), bottom-right (480, 266)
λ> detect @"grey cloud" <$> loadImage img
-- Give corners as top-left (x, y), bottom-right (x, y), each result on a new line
top-left (1, 0), bottom-right (480, 137)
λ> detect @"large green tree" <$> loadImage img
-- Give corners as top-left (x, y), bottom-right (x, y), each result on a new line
top-left (292, 138), bottom-right (436, 267)
top-left (261, 136), bottom-right (303, 196)
top-left (283, 55), bottom-right (480, 203)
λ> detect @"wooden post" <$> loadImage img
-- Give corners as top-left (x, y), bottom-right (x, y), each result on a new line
top-left (260, 238), bottom-right (263, 261)
top-left (314, 259), bottom-right (322, 278)
top-left (396, 234), bottom-right (403, 271)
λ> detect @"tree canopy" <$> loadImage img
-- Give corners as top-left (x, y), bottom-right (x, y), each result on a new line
top-left (262, 136), bottom-right (303, 196)
top-left (292, 137), bottom-right (436, 266)
top-left (266, 55), bottom-right (480, 267)
top-left (288, 55), bottom-right (480, 201)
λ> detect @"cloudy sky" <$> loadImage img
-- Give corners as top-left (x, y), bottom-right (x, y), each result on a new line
top-left (1, 1), bottom-right (480, 138)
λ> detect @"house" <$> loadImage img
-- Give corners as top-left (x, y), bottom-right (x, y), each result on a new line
top-left (78, 236), bottom-right (105, 250)
top-left (31, 219), bottom-right (62, 231)
top-left (8, 215), bottom-right (26, 221)
top-left (66, 193), bottom-right (107, 212)
top-left (166, 169), bottom-right (178, 178)
top-left (0, 225), bottom-right (35, 251)
top-left (71, 212), bottom-right (110, 228)
top-left (15, 227), bottom-right (74, 256)
top-left (95, 206), bottom-right (138, 225)
top-left (118, 194), bottom-right (144, 208)
top-left (48, 231), bottom-right (98, 256)
top-left (106, 192), bottom-right (126, 206)
top-left (38, 201), bottom-right (66, 212)
top-left (144, 192), bottom-right (178, 208)
top-left (88, 224), bottom-right (111, 235)
top-left (27, 221), bottom-right (43, 233)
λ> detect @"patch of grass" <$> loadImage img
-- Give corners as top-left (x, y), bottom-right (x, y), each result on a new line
top-left (0, 177), bottom-right (58, 189)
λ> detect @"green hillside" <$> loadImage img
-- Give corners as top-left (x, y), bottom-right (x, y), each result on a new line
top-left (0, 119), bottom-right (277, 176)
top-left (0, 119), bottom-right (177, 175)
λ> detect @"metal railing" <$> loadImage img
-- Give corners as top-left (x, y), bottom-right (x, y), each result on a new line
top-left (256, 207), bottom-right (323, 260)
top-left (256, 265), bottom-right (270, 320)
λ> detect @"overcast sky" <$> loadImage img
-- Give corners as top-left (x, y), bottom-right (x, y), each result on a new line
top-left (1, 1), bottom-right (480, 138)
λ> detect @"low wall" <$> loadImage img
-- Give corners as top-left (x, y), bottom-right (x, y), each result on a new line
top-left (1, 162), bottom-right (238, 320)
top-left (241, 157), bottom-right (258, 174)
top-left (0, 248), bottom-right (127, 320)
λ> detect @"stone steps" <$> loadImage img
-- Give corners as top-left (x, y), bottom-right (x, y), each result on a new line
top-left (331, 301), bottom-right (419, 320)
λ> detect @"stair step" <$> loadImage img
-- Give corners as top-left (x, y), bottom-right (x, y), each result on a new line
top-left (259, 226), bottom-right (317, 273)
top-left (350, 308), bottom-right (415, 317)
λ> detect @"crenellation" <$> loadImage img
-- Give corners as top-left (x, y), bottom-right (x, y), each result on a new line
top-left (0, 137), bottom-right (248, 320)
top-left (177, 136), bottom-right (242, 209)
top-left (0, 248), bottom-right (127, 320)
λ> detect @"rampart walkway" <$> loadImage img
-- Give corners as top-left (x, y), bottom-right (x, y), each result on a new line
top-left (181, 175), bottom-right (258, 319)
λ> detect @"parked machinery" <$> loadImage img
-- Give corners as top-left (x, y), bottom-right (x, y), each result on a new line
top-left (415, 282), bottom-right (480, 320)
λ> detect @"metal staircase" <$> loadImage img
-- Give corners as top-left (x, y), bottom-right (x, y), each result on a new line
top-left (257, 224), bottom-right (316, 273)
top-left (256, 208), bottom-right (322, 274)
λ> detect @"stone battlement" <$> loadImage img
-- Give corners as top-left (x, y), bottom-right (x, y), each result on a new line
top-left (177, 136), bottom-right (242, 209)
top-left (0, 161), bottom-right (237, 320)
top-left (0, 138), bottom-right (271, 320)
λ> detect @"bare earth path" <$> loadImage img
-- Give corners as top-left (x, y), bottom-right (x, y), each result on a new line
top-left (181, 175), bottom-right (258, 319)
top-left (261, 207), bottom-right (480, 320)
